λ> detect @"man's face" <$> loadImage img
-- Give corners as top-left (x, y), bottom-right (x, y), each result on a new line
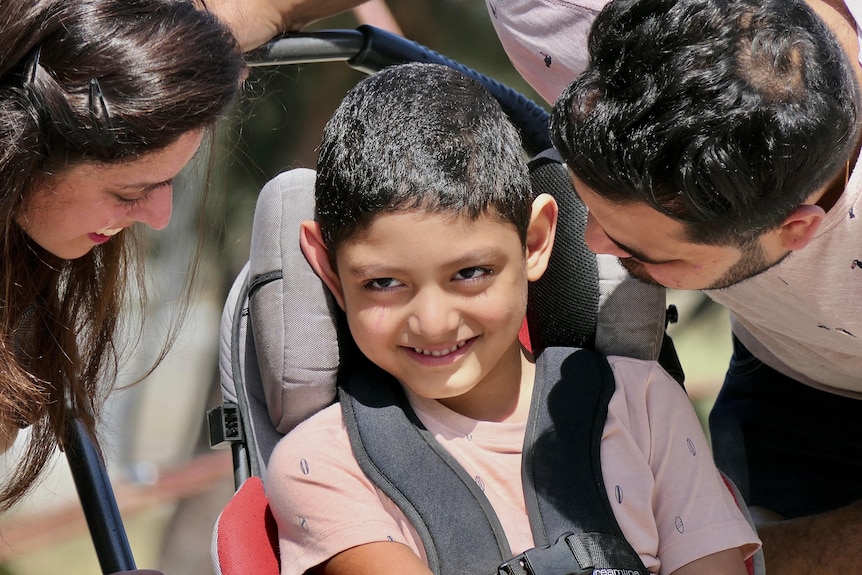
top-left (570, 173), bottom-right (788, 290)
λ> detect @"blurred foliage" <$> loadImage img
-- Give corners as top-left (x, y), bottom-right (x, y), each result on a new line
top-left (206, 0), bottom-right (545, 293)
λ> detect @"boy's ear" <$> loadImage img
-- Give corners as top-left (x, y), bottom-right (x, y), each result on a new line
top-left (525, 193), bottom-right (558, 282)
top-left (299, 220), bottom-right (346, 310)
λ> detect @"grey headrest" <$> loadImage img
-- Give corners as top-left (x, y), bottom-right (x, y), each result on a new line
top-left (247, 168), bottom-right (340, 434)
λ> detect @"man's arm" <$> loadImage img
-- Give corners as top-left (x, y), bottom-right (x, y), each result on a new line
top-left (204, 0), bottom-right (366, 51)
top-left (755, 502), bottom-right (862, 574)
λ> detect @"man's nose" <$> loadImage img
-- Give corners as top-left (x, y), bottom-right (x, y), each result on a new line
top-left (582, 212), bottom-right (631, 258)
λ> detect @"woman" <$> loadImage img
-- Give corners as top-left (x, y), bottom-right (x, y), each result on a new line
top-left (0, 0), bottom-right (244, 512)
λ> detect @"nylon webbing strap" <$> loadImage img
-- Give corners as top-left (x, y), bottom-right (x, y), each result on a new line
top-left (520, 348), bottom-right (649, 575)
top-left (564, 532), bottom-right (649, 574)
top-left (341, 357), bottom-right (511, 575)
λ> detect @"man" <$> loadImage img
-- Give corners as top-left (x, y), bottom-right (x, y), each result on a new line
top-left (213, 0), bottom-right (862, 572)
top-left (549, 0), bottom-right (862, 573)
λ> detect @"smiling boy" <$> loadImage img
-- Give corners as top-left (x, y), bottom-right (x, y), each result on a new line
top-left (265, 63), bottom-right (759, 575)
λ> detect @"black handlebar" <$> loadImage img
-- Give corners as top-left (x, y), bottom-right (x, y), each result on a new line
top-left (248, 25), bottom-right (552, 157)
top-left (63, 416), bottom-right (137, 574)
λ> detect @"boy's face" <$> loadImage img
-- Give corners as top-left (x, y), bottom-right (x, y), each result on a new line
top-left (302, 203), bottom-right (556, 420)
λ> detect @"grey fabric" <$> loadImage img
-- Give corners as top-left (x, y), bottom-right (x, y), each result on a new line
top-left (218, 263), bottom-right (246, 407)
top-left (247, 168), bottom-right (340, 435)
top-left (217, 169), bottom-right (340, 473)
top-left (594, 254), bottom-right (666, 360)
top-left (219, 264), bottom-right (281, 474)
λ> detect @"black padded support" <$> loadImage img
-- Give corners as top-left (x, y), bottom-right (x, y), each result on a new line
top-left (526, 158), bottom-right (599, 353)
top-left (340, 357), bottom-right (511, 575)
top-left (522, 348), bottom-right (648, 574)
top-left (522, 348), bottom-right (619, 543)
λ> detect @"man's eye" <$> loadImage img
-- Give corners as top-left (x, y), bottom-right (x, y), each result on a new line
top-left (364, 278), bottom-right (403, 290)
top-left (454, 267), bottom-right (491, 281)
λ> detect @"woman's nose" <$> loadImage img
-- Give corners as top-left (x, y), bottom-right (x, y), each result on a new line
top-left (132, 184), bottom-right (173, 230)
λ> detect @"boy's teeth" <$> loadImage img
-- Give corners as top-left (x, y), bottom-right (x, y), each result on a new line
top-left (97, 227), bottom-right (123, 236)
top-left (414, 341), bottom-right (466, 357)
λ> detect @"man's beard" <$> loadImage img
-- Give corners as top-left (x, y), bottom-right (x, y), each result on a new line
top-left (619, 240), bottom-right (790, 290)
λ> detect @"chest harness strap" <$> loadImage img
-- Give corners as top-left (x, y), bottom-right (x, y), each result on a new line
top-left (340, 347), bottom-right (649, 575)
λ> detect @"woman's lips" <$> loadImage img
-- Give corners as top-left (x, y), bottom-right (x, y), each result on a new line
top-left (88, 227), bottom-right (123, 244)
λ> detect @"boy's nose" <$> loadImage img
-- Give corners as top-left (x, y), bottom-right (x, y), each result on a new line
top-left (583, 213), bottom-right (631, 258)
top-left (132, 185), bottom-right (173, 230)
top-left (407, 289), bottom-right (460, 339)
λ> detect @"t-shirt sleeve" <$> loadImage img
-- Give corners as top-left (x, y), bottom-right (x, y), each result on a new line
top-left (265, 405), bottom-right (423, 575)
top-left (604, 356), bottom-right (761, 575)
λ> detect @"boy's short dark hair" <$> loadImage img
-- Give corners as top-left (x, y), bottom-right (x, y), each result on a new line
top-left (315, 62), bottom-right (532, 256)
top-left (550, 0), bottom-right (859, 246)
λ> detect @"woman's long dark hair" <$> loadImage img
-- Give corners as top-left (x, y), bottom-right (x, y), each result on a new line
top-left (0, 0), bottom-right (244, 512)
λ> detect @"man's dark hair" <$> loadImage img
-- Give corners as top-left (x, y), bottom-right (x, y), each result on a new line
top-left (551, 0), bottom-right (859, 245)
top-left (315, 62), bottom-right (532, 256)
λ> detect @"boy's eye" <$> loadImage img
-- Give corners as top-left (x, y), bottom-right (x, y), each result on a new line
top-left (454, 266), bottom-right (492, 281)
top-left (364, 277), bottom-right (404, 290)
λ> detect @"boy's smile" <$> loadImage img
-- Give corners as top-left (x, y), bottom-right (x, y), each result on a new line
top-left (330, 210), bottom-right (537, 421)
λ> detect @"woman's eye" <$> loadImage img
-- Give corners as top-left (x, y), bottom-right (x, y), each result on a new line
top-left (115, 180), bottom-right (172, 207)
top-left (116, 194), bottom-right (147, 207)
top-left (454, 267), bottom-right (491, 281)
top-left (364, 277), bottom-right (403, 290)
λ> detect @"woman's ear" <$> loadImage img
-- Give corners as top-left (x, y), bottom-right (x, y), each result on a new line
top-left (525, 193), bottom-right (558, 282)
top-left (299, 220), bottom-right (346, 310)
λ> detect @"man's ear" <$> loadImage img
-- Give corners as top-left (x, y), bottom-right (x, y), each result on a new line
top-left (299, 220), bottom-right (346, 310)
top-left (525, 193), bottom-right (558, 282)
top-left (775, 204), bottom-right (826, 251)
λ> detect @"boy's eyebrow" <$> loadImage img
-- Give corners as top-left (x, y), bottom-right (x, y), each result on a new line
top-left (345, 247), bottom-right (508, 277)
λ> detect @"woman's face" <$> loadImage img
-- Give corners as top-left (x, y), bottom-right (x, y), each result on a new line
top-left (15, 130), bottom-right (204, 259)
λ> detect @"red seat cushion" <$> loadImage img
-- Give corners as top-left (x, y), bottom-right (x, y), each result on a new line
top-left (215, 476), bottom-right (280, 574)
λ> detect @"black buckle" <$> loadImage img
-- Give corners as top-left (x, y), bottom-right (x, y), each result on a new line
top-left (497, 532), bottom-right (591, 575)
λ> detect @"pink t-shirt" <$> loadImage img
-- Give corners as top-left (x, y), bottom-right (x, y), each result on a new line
top-left (266, 356), bottom-right (759, 575)
top-left (486, 0), bottom-right (604, 105)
